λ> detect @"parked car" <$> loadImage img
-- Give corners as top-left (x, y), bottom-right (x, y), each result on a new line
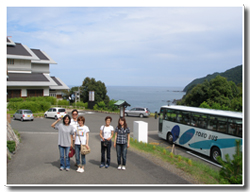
top-left (13, 109), bottom-right (34, 121)
top-left (125, 107), bottom-right (150, 118)
top-left (44, 107), bottom-right (67, 119)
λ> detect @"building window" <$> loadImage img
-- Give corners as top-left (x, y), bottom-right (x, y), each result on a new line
top-left (7, 90), bottom-right (21, 100)
top-left (27, 89), bottom-right (43, 97)
top-left (7, 59), bottom-right (14, 65)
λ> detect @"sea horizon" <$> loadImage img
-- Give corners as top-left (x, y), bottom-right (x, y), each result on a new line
top-left (67, 85), bottom-right (186, 112)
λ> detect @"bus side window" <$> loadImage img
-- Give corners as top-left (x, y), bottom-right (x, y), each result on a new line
top-left (176, 111), bottom-right (182, 123)
top-left (217, 117), bottom-right (228, 133)
top-left (229, 118), bottom-right (242, 136)
top-left (208, 116), bottom-right (217, 131)
top-left (171, 110), bottom-right (177, 122)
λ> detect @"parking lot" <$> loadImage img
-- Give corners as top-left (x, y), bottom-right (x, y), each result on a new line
top-left (8, 111), bottom-right (195, 185)
top-left (10, 110), bottom-right (220, 170)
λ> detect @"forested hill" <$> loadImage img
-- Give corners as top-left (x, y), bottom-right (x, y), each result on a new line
top-left (183, 65), bottom-right (242, 92)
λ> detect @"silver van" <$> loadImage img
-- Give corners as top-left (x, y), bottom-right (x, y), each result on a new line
top-left (125, 107), bottom-right (150, 118)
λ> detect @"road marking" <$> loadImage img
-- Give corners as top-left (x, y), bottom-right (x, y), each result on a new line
top-left (186, 151), bottom-right (222, 168)
top-left (19, 132), bottom-right (58, 134)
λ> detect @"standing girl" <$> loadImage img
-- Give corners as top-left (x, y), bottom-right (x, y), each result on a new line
top-left (114, 117), bottom-right (130, 170)
top-left (51, 115), bottom-right (74, 171)
top-left (74, 116), bottom-right (90, 173)
top-left (99, 116), bottom-right (114, 168)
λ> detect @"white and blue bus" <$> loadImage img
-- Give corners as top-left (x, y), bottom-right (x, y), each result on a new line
top-left (158, 105), bottom-right (242, 162)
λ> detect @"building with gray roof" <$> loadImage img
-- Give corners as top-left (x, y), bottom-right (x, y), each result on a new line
top-left (7, 37), bottom-right (69, 100)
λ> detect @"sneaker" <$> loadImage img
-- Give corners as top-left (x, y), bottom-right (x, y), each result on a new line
top-left (122, 166), bottom-right (126, 170)
top-left (79, 168), bottom-right (84, 173)
top-left (76, 167), bottom-right (81, 172)
top-left (100, 164), bottom-right (104, 168)
top-left (59, 167), bottom-right (64, 171)
top-left (105, 164), bottom-right (109, 168)
top-left (118, 165), bottom-right (122, 170)
top-left (66, 168), bottom-right (70, 171)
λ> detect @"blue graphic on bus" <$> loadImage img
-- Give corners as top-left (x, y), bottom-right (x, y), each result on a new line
top-left (179, 128), bottom-right (195, 145)
top-left (189, 139), bottom-right (242, 149)
top-left (171, 125), bottom-right (180, 142)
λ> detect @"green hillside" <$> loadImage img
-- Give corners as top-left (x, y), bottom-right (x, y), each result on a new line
top-left (183, 65), bottom-right (242, 92)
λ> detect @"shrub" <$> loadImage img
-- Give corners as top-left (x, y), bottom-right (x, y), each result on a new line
top-left (57, 100), bottom-right (69, 106)
top-left (7, 141), bottom-right (16, 153)
top-left (188, 159), bottom-right (192, 166)
top-left (178, 155), bottom-right (182, 162)
top-left (170, 152), bottom-right (174, 158)
top-left (7, 96), bottom-right (55, 112)
top-left (98, 101), bottom-right (106, 110)
top-left (72, 102), bottom-right (88, 108)
top-left (163, 149), bottom-right (167, 155)
top-left (18, 101), bottom-right (39, 112)
top-left (217, 140), bottom-right (242, 184)
top-left (9, 98), bottom-right (24, 102)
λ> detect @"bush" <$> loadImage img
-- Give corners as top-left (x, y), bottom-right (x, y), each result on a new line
top-left (8, 98), bottom-right (24, 102)
top-left (7, 96), bottom-right (55, 113)
top-left (57, 100), bottom-right (69, 106)
top-left (72, 102), bottom-right (88, 108)
top-left (7, 141), bottom-right (16, 153)
top-left (8, 100), bottom-right (51, 113)
top-left (217, 140), bottom-right (242, 184)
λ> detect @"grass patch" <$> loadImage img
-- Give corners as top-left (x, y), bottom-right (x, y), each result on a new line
top-left (130, 138), bottom-right (221, 184)
top-left (7, 141), bottom-right (16, 153)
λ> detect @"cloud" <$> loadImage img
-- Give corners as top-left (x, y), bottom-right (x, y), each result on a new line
top-left (7, 7), bottom-right (243, 87)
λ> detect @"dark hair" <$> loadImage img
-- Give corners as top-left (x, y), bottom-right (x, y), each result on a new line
top-left (77, 116), bottom-right (85, 124)
top-left (105, 116), bottom-right (112, 122)
top-left (117, 117), bottom-right (127, 129)
top-left (71, 109), bottom-right (78, 115)
top-left (63, 115), bottom-right (71, 125)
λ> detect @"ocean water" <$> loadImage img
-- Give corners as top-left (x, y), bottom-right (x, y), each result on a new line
top-left (107, 86), bottom-right (186, 113)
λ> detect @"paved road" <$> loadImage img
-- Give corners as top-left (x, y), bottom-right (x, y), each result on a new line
top-left (7, 111), bottom-right (216, 185)
top-left (7, 112), bottom-right (190, 185)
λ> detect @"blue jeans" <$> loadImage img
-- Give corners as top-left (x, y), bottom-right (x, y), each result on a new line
top-left (75, 144), bottom-right (86, 167)
top-left (116, 144), bottom-right (127, 166)
top-left (101, 140), bottom-right (111, 165)
top-left (58, 145), bottom-right (70, 169)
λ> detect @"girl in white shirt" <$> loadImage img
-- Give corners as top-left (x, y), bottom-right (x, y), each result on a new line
top-left (74, 116), bottom-right (90, 173)
top-left (99, 116), bottom-right (114, 168)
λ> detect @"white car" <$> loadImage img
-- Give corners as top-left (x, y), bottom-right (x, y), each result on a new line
top-left (44, 107), bottom-right (67, 119)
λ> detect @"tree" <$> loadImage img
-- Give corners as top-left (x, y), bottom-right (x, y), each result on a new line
top-left (180, 75), bottom-right (242, 111)
top-left (80, 77), bottom-right (110, 104)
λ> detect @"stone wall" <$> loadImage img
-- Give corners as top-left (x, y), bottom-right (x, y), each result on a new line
top-left (7, 120), bottom-right (20, 161)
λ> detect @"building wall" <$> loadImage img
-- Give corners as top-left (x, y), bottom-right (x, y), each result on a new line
top-left (7, 86), bottom-right (49, 98)
top-left (32, 63), bottom-right (50, 73)
top-left (7, 59), bottom-right (31, 73)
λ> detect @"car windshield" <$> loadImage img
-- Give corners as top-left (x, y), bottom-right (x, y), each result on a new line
top-left (24, 110), bottom-right (32, 114)
top-left (58, 109), bottom-right (65, 112)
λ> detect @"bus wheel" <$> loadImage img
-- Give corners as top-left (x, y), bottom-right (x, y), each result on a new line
top-left (167, 133), bottom-right (173, 144)
top-left (211, 147), bottom-right (221, 162)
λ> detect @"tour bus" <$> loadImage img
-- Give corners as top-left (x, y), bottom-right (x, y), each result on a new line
top-left (158, 105), bottom-right (242, 162)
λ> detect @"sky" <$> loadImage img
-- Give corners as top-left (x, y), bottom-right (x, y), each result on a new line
top-left (6, 5), bottom-right (243, 88)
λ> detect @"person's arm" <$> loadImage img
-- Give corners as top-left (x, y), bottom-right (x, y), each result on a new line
top-left (86, 132), bottom-right (89, 149)
top-left (114, 132), bottom-right (117, 147)
top-left (99, 129), bottom-right (104, 141)
top-left (70, 134), bottom-right (73, 148)
top-left (108, 131), bottom-right (114, 141)
top-left (51, 118), bottom-right (61, 128)
top-left (127, 133), bottom-right (130, 148)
